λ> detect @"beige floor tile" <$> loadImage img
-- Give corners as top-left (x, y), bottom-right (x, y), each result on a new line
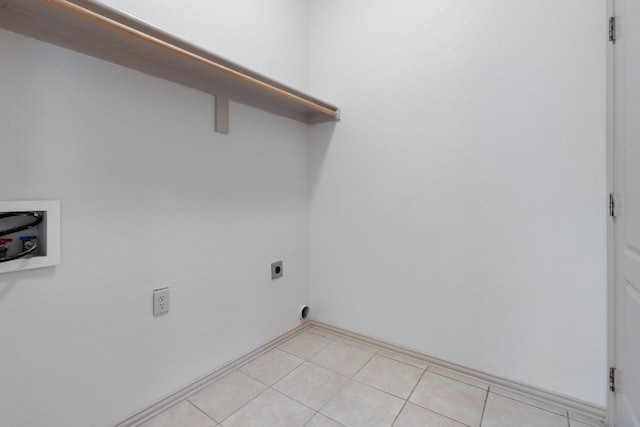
top-left (377, 349), bottom-right (429, 370)
top-left (304, 413), bottom-right (345, 427)
top-left (489, 386), bottom-right (567, 416)
top-left (393, 402), bottom-right (467, 427)
top-left (482, 393), bottom-right (568, 427)
top-left (274, 361), bottom-right (349, 410)
top-left (354, 354), bottom-right (423, 399)
top-left (278, 331), bottom-right (333, 359)
top-left (140, 401), bottom-right (217, 427)
top-left (320, 380), bottom-right (404, 427)
top-left (221, 389), bottom-right (314, 427)
top-left (239, 348), bottom-right (304, 385)
top-left (188, 370), bottom-right (266, 422)
top-left (568, 411), bottom-right (605, 427)
top-left (427, 366), bottom-right (488, 390)
top-left (409, 371), bottom-right (486, 427)
top-left (311, 341), bottom-right (375, 377)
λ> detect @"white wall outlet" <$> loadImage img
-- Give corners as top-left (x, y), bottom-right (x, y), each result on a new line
top-left (153, 288), bottom-right (169, 316)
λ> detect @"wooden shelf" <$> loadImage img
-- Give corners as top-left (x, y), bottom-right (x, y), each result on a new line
top-left (0, 0), bottom-right (340, 130)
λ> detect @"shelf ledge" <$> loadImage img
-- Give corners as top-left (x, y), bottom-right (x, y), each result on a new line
top-left (0, 0), bottom-right (340, 128)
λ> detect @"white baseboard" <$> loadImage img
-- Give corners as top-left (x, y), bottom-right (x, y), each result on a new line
top-left (311, 321), bottom-right (606, 422)
top-left (113, 320), bottom-right (605, 426)
top-left (113, 323), bottom-right (309, 426)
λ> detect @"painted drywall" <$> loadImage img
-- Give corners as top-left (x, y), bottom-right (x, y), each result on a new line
top-left (308, 0), bottom-right (607, 405)
top-left (1, 1), bottom-right (608, 424)
top-left (0, 1), bottom-right (309, 424)
top-left (95, 0), bottom-right (309, 91)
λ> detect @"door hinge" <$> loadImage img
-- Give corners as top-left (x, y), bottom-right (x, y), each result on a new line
top-left (609, 193), bottom-right (617, 218)
top-left (609, 16), bottom-right (616, 43)
top-left (609, 367), bottom-right (616, 392)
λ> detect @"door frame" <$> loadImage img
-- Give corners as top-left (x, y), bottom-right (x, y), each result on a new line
top-left (606, 0), bottom-right (615, 425)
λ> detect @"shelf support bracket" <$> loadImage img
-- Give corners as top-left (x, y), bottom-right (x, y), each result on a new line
top-left (215, 95), bottom-right (229, 135)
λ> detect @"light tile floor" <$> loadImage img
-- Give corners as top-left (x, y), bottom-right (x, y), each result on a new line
top-left (140, 327), bottom-right (605, 427)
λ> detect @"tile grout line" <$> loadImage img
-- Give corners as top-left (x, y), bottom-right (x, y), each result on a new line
top-left (303, 358), bottom-right (351, 380)
top-left (277, 345), bottom-right (314, 360)
top-left (479, 386), bottom-right (490, 427)
top-left (265, 387), bottom-right (319, 419)
top-left (186, 400), bottom-right (219, 425)
top-left (311, 323), bottom-right (605, 423)
top-left (566, 411), bottom-right (605, 427)
top-left (262, 332), bottom-right (348, 426)
top-left (300, 406), bottom-right (321, 427)
top-left (137, 326), bottom-right (313, 426)
top-left (268, 328), bottom-right (356, 418)
top-left (404, 369), bottom-right (476, 427)
top-left (424, 407), bottom-right (474, 427)
top-left (214, 383), bottom-right (271, 425)
top-left (390, 367), bottom-right (428, 426)
top-left (256, 355), bottom-right (339, 415)
top-left (351, 347), bottom-right (379, 377)
top-left (238, 358), bottom-right (305, 388)
top-left (350, 377), bottom-right (417, 402)
top-left (305, 340), bottom-right (379, 380)
top-left (566, 413), bottom-right (605, 427)
top-left (212, 332), bottom-right (331, 426)
top-left (389, 401), bottom-right (408, 427)
top-left (306, 328), bottom-right (339, 341)
top-left (314, 370), bottom-right (368, 415)
top-left (186, 326), bottom-right (587, 427)
top-left (343, 348), bottom-right (431, 401)
top-left (222, 381), bottom-right (337, 426)
top-left (331, 346), bottom-right (383, 408)
top-left (391, 368), bottom-right (477, 427)
top-left (276, 331), bottom-right (335, 361)
top-left (210, 326), bottom-right (313, 385)
top-left (407, 386), bottom-right (473, 427)
top-left (313, 327), bottom-right (431, 371)
top-left (315, 326), bottom-right (490, 395)
top-left (374, 352), bottom-right (429, 371)
top-left (426, 367), bottom-right (489, 392)
top-left (346, 348), bottom-right (425, 400)
top-left (336, 337), bottom-right (382, 353)
top-left (309, 328), bottom-right (477, 427)
top-left (301, 410), bottom-right (347, 427)
top-left (275, 329), bottom-right (561, 427)
top-left (489, 388), bottom-right (569, 417)
top-left (313, 348), bottom-right (379, 419)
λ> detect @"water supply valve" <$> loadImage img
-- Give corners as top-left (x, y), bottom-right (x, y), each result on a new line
top-left (0, 201), bottom-right (60, 274)
top-left (0, 213), bottom-right (42, 263)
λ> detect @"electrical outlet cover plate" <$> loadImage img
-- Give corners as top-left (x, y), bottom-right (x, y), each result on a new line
top-left (153, 288), bottom-right (169, 316)
top-left (271, 261), bottom-right (283, 279)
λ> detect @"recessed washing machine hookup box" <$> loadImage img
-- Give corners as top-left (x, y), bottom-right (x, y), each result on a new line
top-left (0, 200), bottom-right (60, 274)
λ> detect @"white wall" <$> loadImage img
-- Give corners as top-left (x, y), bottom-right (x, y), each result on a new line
top-left (95, 0), bottom-right (309, 91)
top-left (0, 1), bottom-right (310, 424)
top-left (0, 1), bottom-right (608, 424)
top-left (309, 0), bottom-right (607, 405)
